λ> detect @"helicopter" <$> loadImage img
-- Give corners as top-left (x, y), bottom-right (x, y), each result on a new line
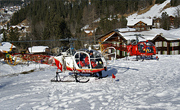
top-left (99, 34), bottom-right (158, 61)
top-left (126, 34), bottom-right (159, 61)
top-left (52, 49), bottom-right (108, 82)
top-left (49, 38), bottom-right (108, 82)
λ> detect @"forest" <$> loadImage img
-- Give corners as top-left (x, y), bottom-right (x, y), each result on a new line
top-left (1, 0), bottom-right (180, 49)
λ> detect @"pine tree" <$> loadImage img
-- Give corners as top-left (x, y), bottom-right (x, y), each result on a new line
top-left (161, 12), bottom-right (170, 30)
top-left (170, 0), bottom-right (179, 6)
top-left (8, 27), bottom-right (20, 47)
top-left (2, 29), bottom-right (7, 42)
top-left (174, 16), bottom-right (180, 28)
top-left (120, 16), bottom-right (127, 28)
top-left (155, 0), bottom-right (166, 4)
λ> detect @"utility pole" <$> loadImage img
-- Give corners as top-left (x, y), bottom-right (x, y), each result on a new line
top-left (30, 38), bottom-right (32, 53)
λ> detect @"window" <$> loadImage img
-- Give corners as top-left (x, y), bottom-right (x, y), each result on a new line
top-left (163, 41), bottom-right (167, 47)
top-left (171, 50), bottom-right (179, 55)
top-left (117, 50), bottom-right (120, 55)
top-left (175, 50), bottom-right (179, 55)
top-left (113, 42), bottom-right (116, 46)
top-left (171, 42), bottom-right (179, 47)
top-left (122, 43), bottom-right (126, 47)
top-left (155, 41), bottom-right (162, 47)
top-left (122, 51), bottom-right (127, 57)
top-left (163, 51), bottom-right (167, 55)
top-left (136, 27), bottom-right (140, 31)
top-left (117, 42), bottom-right (120, 47)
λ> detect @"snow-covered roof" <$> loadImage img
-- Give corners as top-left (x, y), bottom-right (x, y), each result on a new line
top-left (28, 46), bottom-right (49, 53)
top-left (84, 30), bottom-right (94, 34)
top-left (119, 30), bottom-right (156, 41)
top-left (127, 19), bottom-right (153, 26)
top-left (11, 25), bottom-right (22, 29)
top-left (159, 28), bottom-right (180, 40)
top-left (93, 18), bottom-right (101, 23)
top-left (81, 25), bottom-right (89, 31)
top-left (7, 11), bottom-right (13, 15)
top-left (101, 28), bottom-right (180, 42)
top-left (103, 31), bottom-right (116, 42)
top-left (118, 28), bottom-right (136, 32)
top-left (0, 42), bottom-right (16, 52)
top-left (118, 28), bottom-right (180, 41)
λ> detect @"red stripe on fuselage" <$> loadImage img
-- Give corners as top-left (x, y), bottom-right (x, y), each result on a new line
top-left (66, 66), bottom-right (104, 74)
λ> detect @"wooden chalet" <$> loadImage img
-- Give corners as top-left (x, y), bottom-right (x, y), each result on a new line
top-left (151, 33), bottom-right (180, 55)
top-left (127, 19), bottom-right (153, 31)
top-left (98, 30), bottom-right (127, 59)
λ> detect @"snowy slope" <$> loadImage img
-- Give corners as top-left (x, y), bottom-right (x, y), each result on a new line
top-left (127, 0), bottom-right (180, 19)
top-left (0, 55), bottom-right (180, 110)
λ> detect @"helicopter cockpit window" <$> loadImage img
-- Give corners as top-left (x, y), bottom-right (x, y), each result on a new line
top-left (145, 42), bottom-right (154, 53)
top-left (138, 42), bottom-right (154, 53)
top-left (138, 43), bottom-right (145, 53)
top-left (88, 51), bottom-right (104, 69)
top-left (75, 53), bottom-right (86, 68)
top-left (75, 51), bottom-right (104, 69)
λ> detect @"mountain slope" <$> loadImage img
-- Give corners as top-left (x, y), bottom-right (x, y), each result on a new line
top-left (127, 0), bottom-right (180, 19)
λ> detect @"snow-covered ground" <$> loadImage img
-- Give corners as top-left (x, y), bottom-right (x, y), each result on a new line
top-left (0, 55), bottom-right (180, 110)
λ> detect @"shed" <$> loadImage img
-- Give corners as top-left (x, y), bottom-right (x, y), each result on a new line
top-left (28, 46), bottom-right (50, 55)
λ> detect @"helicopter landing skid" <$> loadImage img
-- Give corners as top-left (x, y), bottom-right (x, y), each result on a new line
top-left (125, 55), bottom-right (159, 61)
top-left (51, 72), bottom-right (89, 83)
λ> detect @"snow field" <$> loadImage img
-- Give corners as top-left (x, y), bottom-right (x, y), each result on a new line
top-left (0, 55), bottom-right (180, 110)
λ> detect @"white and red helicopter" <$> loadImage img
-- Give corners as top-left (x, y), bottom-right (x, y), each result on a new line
top-left (51, 38), bottom-right (108, 82)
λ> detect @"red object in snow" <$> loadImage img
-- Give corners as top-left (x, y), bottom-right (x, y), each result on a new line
top-left (112, 74), bottom-right (116, 79)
